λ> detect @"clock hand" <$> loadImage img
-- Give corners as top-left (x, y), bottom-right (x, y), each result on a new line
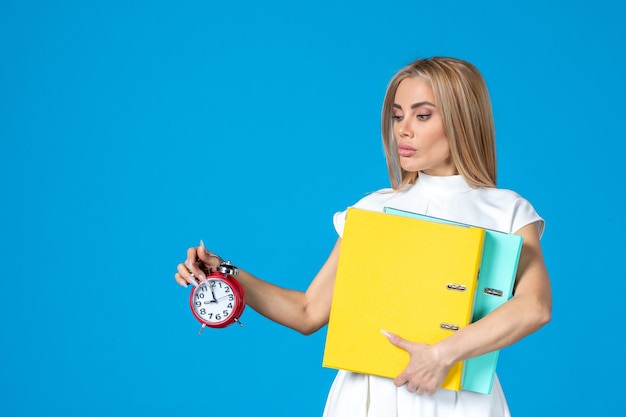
top-left (199, 282), bottom-right (218, 304)
top-left (209, 283), bottom-right (217, 302)
top-left (214, 294), bottom-right (233, 303)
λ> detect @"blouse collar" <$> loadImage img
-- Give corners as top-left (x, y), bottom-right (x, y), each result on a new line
top-left (414, 172), bottom-right (473, 194)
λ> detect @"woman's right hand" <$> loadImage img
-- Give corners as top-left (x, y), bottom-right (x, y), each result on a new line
top-left (174, 240), bottom-right (224, 287)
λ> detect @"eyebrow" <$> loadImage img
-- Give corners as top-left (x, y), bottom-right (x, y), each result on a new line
top-left (393, 101), bottom-right (436, 110)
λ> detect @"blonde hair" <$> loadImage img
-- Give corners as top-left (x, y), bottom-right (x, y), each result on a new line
top-left (381, 57), bottom-right (497, 189)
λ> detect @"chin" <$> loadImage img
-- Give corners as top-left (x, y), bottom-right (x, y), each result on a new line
top-left (399, 162), bottom-right (422, 173)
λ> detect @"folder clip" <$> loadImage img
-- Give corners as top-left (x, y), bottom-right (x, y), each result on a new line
top-left (483, 288), bottom-right (504, 297)
top-left (440, 323), bottom-right (460, 331)
top-left (446, 283), bottom-right (467, 292)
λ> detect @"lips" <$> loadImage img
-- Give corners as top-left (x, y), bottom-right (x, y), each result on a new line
top-left (397, 143), bottom-right (417, 157)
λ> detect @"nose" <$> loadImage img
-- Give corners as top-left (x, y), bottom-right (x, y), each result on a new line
top-left (397, 118), bottom-right (413, 138)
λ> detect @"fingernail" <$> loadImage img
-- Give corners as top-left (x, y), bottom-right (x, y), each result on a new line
top-left (200, 240), bottom-right (210, 256)
top-left (187, 260), bottom-right (193, 269)
top-left (380, 329), bottom-right (393, 338)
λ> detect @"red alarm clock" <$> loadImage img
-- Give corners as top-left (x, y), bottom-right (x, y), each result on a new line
top-left (189, 261), bottom-right (245, 334)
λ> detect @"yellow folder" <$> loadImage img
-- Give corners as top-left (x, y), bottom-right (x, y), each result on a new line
top-left (323, 208), bottom-right (485, 391)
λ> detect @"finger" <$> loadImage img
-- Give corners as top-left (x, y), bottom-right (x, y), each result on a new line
top-left (177, 262), bottom-right (200, 287)
top-left (188, 258), bottom-right (208, 282)
top-left (174, 272), bottom-right (190, 287)
top-left (196, 241), bottom-right (223, 271)
top-left (178, 262), bottom-right (200, 286)
top-left (380, 329), bottom-right (411, 350)
top-left (417, 383), bottom-right (436, 396)
top-left (185, 247), bottom-right (208, 282)
top-left (393, 371), bottom-right (408, 388)
top-left (186, 246), bottom-right (199, 265)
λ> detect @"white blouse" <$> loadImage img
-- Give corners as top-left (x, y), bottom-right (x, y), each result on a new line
top-left (323, 173), bottom-right (544, 417)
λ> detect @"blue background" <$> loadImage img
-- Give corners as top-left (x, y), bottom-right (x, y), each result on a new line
top-left (1, 0), bottom-right (624, 416)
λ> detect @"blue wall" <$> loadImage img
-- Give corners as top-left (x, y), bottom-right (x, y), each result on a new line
top-left (1, 1), bottom-right (624, 416)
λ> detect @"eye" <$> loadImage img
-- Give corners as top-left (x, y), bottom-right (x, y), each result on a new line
top-left (391, 115), bottom-right (403, 122)
top-left (417, 113), bottom-right (431, 121)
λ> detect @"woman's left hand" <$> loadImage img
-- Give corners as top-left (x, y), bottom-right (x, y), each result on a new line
top-left (382, 330), bottom-right (452, 396)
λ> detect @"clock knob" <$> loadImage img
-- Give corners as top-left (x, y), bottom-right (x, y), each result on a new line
top-left (218, 260), bottom-right (239, 277)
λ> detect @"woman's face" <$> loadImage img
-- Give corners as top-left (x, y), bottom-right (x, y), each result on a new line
top-left (392, 77), bottom-right (456, 176)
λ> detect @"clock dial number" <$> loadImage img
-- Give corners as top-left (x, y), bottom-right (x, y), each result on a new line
top-left (193, 280), bottom-right (236, 323)
top-left (189, 271), bottom-right (245, 331)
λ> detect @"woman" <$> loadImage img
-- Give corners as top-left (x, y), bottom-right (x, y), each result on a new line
top-left (174, 57), bottom-right (552, 416)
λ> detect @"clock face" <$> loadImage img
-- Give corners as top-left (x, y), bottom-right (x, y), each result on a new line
top-left (191, 279), bottom-right (239, 326)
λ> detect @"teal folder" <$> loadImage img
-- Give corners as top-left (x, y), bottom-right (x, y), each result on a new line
top-left (383, 207), bottom-right (523, 394)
